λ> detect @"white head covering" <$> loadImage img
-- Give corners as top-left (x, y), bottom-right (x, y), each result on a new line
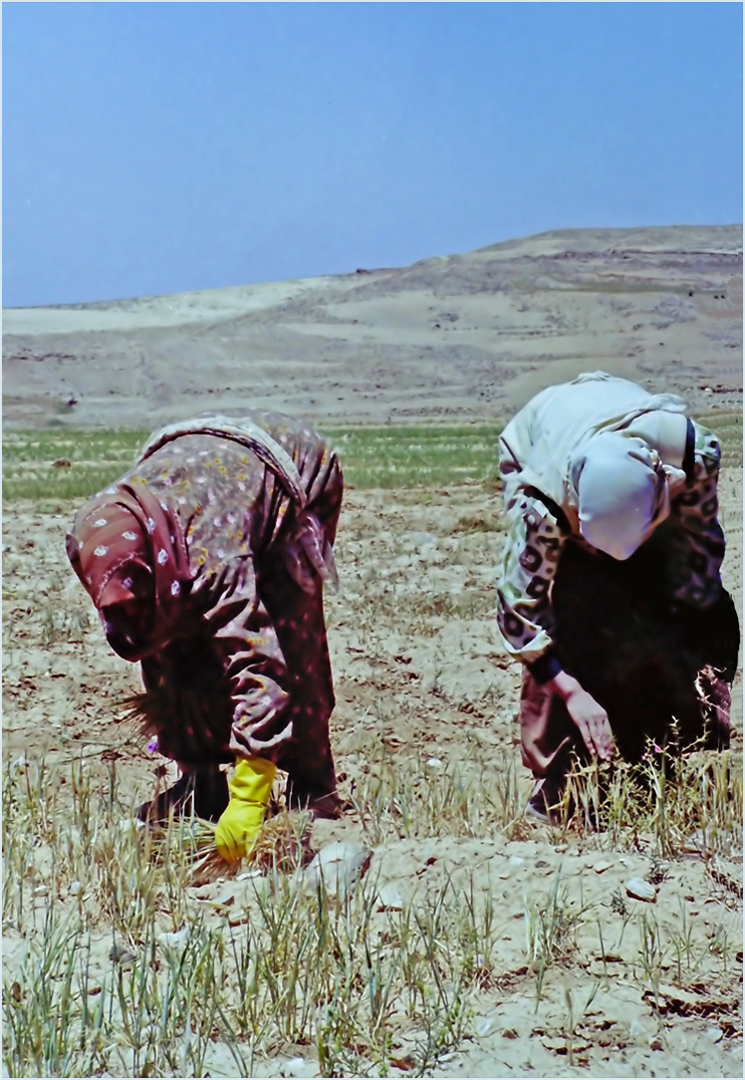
top-left (576, 433), bottom-right (669, 560)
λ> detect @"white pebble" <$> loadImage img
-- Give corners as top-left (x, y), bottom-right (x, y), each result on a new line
top-left (425, 757), bottom-right (444, 770)
top-left (120, 818), bottom-right (146, 835)
top-left (626, 877), bottom-right (657, 902)
top-left (282, 1058), bottom-right (319, 1078)
top-left (68, 881), bottom-right (83, 897)
top-left (376, 884), bottom-right (404, 911)
top-left (303, 841), bottom-right (371, 899)
top-left (156, 927), bottom-right (190, 950)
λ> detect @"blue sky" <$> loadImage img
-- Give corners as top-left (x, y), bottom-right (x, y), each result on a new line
top-left (3, 2), bottom-right (742, 307)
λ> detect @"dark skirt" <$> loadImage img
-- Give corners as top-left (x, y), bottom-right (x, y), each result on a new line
top-left (130, 457), bottom-right (343, 808)
top-left (520, 529), bottom-right (739, 778)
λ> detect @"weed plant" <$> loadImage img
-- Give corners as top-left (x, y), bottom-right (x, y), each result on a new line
top-left (3, 755), bottom-right (510, 1078)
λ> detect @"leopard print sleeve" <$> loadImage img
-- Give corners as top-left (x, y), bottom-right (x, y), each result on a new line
top-left (497, 490), bottom-right (567, 676)
top-left (666, 422), bottom-right (725, 609)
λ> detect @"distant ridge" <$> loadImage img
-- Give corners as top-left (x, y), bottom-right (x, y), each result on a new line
top-left (3, 225), bottom-right (741, 429)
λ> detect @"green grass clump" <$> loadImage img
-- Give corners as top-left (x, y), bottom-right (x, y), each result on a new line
top-left (3, 412), bottom-right (740, 503)
top-left (2, 425), bottom-right (503, 502)
top-left (2, 429), bottom-right (148, 503)
top-left (324, 424), bottom-right (502, 490)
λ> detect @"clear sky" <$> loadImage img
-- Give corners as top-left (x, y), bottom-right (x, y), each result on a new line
top-left (3, 2), bottom-right (742, 307)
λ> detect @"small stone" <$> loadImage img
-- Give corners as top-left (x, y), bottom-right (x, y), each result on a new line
top-left (425, 757), bottom-right (444, 770)
top-left (376, 884), bottom-right (404, 911)
top-left (682, 831), bottom-right (707, 855)
top-left (593, 860), bottom-right (613, 874)
top-left (109, 943), bottom-right (136, 966)
top-left (303, 841), bottom-right (372, 899)
top-left (648, 1036), bottom-right (664, 1051)
top-left (281, 1057), bottom-right (319, 1078)
top-left (33, 885), bottom-right (48, 897)
top-left (502, 1028), bottom-right (519, 1039)
top-left (626, 877), bottom-right (657, 902)
top-left (156, 928), bottom-right (190, 950)
top-left (68, 881), bottom-right (83, 896)
top-left (119, 818), bottom-right (146, 835)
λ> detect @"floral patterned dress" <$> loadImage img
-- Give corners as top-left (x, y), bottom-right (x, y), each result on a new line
top-left (67, 411), bottom-right (343, 810)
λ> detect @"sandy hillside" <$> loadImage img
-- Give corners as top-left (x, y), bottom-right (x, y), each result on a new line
top-left (2, 470), bottom-right (742, 1078)
top-left (3, 224), bottom-right (742, 430)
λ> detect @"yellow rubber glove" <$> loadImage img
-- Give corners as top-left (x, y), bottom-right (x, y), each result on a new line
top-left (214, 757), bottom-right (277, 864)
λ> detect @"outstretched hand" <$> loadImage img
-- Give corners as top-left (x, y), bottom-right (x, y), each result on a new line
top-left (547, 671), bottom-right (615, 762)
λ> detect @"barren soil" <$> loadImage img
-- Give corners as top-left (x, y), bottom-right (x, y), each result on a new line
top-left (2, 471), bottom-right (742, 1078)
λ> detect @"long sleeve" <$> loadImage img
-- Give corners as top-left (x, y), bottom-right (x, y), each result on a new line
top-left (194, 558), bottom-right (295, 762)
top-left (496, 488), bottom-right (568, 681)
top-left (666, 423), bottom-right (725, 609)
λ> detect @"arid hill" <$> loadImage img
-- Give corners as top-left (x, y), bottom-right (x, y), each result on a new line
top-left (3, 224), bottom-right (741, 429)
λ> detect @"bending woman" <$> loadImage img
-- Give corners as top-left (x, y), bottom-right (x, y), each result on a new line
top-left (496, 372), bottom-right (739, 822)
top-left (66, 411), bottom-right (343, 861)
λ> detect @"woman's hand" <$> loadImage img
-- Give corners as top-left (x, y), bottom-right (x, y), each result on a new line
top-left (547, 671), bottom-right (615, 762)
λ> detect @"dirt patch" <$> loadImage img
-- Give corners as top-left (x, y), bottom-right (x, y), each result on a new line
top-left (2, 472), bottom-right (742, 1077)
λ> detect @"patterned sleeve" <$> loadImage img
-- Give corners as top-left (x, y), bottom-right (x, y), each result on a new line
top-left (666, 423), bottom-right (725, 609)
top-left (195, 559), bottom-right (295, 763)
top-left (496, 489), bottom-right (568, 681)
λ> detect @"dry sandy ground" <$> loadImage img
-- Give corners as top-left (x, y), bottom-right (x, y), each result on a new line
top-left (2, 471), bottom-right (742, 1078)
top-left (3, 225), bottom-right (742, 430)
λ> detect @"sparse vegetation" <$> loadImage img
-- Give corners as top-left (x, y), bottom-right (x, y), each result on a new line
top-left (2, 422), bottom-right (742, 1077)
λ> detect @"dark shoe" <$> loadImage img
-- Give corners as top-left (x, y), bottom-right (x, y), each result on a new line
top-left (526, 775), bottom-right (570, 826)
top-left (137, 767), bottom-right (229, 824)
top-left (285, 778), bottom-right (344, 820)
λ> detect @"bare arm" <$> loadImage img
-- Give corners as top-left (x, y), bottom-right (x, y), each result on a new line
top-left (546, 670), bottom-right (615, 762)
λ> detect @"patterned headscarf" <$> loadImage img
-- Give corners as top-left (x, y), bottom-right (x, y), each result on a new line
top-left (66, 482), bottom-right (193, 660)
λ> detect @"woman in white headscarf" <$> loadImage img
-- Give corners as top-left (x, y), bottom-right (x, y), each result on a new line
top-left (496, 372), bottom-right (738, 822)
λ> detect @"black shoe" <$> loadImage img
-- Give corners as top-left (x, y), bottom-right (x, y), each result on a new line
top-left (526, 775), bottom-right (570, 826)
top-left (137, 767), bottom-right (229, 824)
top-left (285, 779), bottom-right (344, 820)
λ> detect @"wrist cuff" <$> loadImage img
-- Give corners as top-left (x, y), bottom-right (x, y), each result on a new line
top-left (527, 651), bottom-right (563, 685)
